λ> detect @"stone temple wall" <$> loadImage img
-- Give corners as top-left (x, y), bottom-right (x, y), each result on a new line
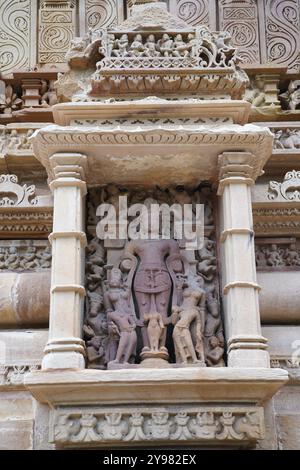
top-left (0, 0), bottom-right (300, 450)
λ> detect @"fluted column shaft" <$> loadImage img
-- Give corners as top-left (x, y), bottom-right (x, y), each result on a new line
top-left (42, 153), bottom-right (87, 370)
top-left (218, 152), bottom-right (270, 368)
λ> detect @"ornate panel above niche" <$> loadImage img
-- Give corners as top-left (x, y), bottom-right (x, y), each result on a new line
top-left (84, 185), bottom-right (225, 371)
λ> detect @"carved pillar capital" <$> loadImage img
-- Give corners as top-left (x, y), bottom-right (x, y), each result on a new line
top-left (217, 152), bottom-right (256, 195)
top-left (49, 153), bottom-right (87, 193)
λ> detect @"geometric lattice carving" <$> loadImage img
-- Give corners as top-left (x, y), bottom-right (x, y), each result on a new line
top-left (265, 0), bottom-right (300, 71)
top-left (0, 0), bottom-right (35, 73)
top-left (219, 0), bottom-right (261, 64)
top-left (38, 0), bottom-right (76, 63)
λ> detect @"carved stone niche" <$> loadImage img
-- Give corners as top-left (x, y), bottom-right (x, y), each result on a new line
top-left (84, 184), bottom-right (224, 371)
top-left (27, 2), bottom-right (288, 450)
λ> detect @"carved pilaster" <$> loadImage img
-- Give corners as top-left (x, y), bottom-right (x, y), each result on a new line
top-left (42, 153), bottom-right (87, 370)
top-left (218, 152), bottom-right (270, 368)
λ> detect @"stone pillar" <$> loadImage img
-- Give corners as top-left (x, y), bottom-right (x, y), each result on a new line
top-left (218, 152), bottom-right (270, 368)
top-left (42, 153), bottom-right (87, 370)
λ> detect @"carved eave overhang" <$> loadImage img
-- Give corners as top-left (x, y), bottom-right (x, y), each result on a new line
top-left (32, 123), bottom-right (273, 187)
top-left (25, 367), bottom-right (288, 448)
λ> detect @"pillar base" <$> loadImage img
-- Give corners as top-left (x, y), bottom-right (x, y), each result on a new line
top-left (228, 349), bottom-right (270, 368)
top-left (42, 351), bottom-right (85, 370)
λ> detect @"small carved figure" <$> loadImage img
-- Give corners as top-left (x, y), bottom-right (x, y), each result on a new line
top-left (21, 246), bottom-right (39, 269)
top-left (206, 334), bottom-right (225, 367)
top-left (128, 34), bottom-right (144, 56)
top-left (172, 34), bottom-right (191, 57)
top-left (197, 238), bottom-right (217, 282)
top-left (265, 244), bottom-right (284, 267)
top-left (112, 34), bottom-right (129, 57)
top-left (187, 33), bottom-right (198, 57)
top-left (41, 80), bottom-right (58, 107)
top-left (172, 276), bottom-right (206, 365)
top-left (144, 34), bottom-right (160, 57)
top-left (17, 129), bottom-right (34, 150)
top-left (106, 34), bottom-right (116, 57)
top-left (0, 248), bottom-right (6, 269)
top-left (7, 130), bottom-right (20, 151)
top-left (5, 246), bottom-right (20, 270)
top-left (284, 243), bottom-right (300, 266)
top-left (274, 129), bottom-right (300, 150)
top-left (104, 268), bottom-right (137, 366)
top-left (143, 312), bottom-right (165, 352)
top-left (37, 245), bottom-right (52, 268)
top-left (157, 34), bottom-right (174, 57)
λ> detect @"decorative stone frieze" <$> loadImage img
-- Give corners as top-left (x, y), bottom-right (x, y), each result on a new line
top-left (51, 405), bottom-right (265, 446)
top-left (0, 240), bottom-right (51, 271)
top-left (255, 237), bottom-right (300, 269)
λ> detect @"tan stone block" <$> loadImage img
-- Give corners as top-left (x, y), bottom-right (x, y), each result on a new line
top-left (0, 330), bottom-right (48, 366)
top-left (277, 414), bottom-right (300, 450)
top-left (0, 420), bottom-right (33, 450)
top-left (0, 391), bottom-right (33, 421)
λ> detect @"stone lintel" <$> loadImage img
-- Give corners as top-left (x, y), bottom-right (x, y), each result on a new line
top-left (25, 367), bottom-right (288, 407)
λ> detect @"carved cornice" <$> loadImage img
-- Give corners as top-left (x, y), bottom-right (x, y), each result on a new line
top-left (32, 123), bottom-right (273, 186)
top-left (51, 405), bottom-right (264, 447)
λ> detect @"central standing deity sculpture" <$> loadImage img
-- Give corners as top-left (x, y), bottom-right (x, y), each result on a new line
top-left (122, 238), bottom-right (184, 365)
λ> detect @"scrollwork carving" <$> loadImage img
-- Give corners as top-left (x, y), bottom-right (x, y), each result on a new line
top-left (0, 174), bottom-right (38, 207)
top-left (38, 1), bottom-right (76, 64)
top-left (219, 0), bottom-right (260, 64)
top-left (268, 170), bottom-right (300, 201)
top-left (265, 0), bottom-right (300, 71)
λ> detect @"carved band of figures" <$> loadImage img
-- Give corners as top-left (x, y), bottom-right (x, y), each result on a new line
top-left (52, 406), bottom-right (264, 444)
top-left (0, 243), bottom-right (51, 271)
